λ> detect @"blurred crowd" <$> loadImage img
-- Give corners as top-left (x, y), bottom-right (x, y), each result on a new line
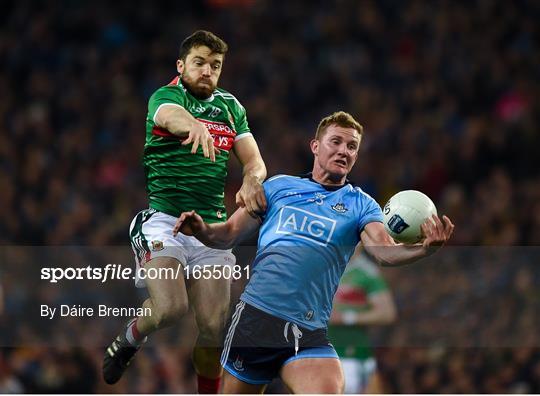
top-left (1, 0), bottom-right (539, 393)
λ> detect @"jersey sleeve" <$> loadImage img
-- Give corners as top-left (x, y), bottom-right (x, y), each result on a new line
top-left (234, 106), bottom-right (250, 136)
top-left (258, 175), bottom-right (286, 221)
top-left (263, 175), bottom-right (288, 202)
top-left (229, 97), bottom-right (251, 137)
top-left (147, 85), bottom-right (187, 125)
top-left (259, 180), bottom-right (274, 221)
top-left (356, 191), bottom-right (384, 232)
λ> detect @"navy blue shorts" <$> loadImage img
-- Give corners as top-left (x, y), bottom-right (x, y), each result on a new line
top-left (221, 301), bottom-right (338, 385)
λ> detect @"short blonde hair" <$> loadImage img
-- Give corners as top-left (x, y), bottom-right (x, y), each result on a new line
top-left (315, 111), bottom-right (363, 140)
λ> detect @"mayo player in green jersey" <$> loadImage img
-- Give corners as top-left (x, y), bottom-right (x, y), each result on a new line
top-left (103, 31), bottom-right (267, 393)
top-left (329, 247), bottom-right (397, 393)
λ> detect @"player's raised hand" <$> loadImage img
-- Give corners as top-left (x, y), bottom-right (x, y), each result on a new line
top-left (181, 120), bottom-right (220, 162)
top-left (420, 214), bottom-right (454, 250)
top-left (236, 175), bottom-right (267, 218)
top-left (173, 210), bottom-right (207, 237)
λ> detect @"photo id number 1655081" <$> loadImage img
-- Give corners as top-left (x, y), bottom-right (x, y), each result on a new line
top-left (184, 265), bottom-right (249, 280)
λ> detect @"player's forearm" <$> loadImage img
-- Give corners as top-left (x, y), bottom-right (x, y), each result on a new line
top-left (195, 219), bottom-right (250, 250)
top-left (368, 243), bottom-right (429, 267)
top-left (242, 158), bottom-right (267, 183)
top-left (362, 223), bottom-right (431, 266)
top-left (189, 207), bottom-right (260, 249)
top-left (194, 222), bottom-right (236, 249)
top-left (157, 106), bottom-right (198, 138)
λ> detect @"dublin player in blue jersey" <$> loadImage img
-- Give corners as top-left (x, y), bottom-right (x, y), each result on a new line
top-left (174, 111), bottom-right (454, 393)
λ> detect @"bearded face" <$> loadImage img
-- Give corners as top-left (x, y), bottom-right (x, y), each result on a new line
top-left (177, 45), bottom-right (223, 99)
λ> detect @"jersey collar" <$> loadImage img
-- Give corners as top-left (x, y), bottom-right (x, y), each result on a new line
top-left (299, 172), bottom-right (354, 191)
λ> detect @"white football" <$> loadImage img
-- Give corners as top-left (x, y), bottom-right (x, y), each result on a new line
top-left (382, 190), bottom-right (437, 244)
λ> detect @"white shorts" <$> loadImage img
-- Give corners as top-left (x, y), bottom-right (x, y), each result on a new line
top-left (341, 357), bottom-right (377, 394)
top-left (129, 209), bottom-right (236, 288)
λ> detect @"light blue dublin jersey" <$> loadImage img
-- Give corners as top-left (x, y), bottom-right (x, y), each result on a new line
top-left (241, 174), bottom-right (383, 330)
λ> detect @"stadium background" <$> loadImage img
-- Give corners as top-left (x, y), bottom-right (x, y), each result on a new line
top-left (1, 0), bottom-right (539, 393)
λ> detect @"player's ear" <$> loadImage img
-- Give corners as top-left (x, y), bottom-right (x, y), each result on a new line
top-left (310, 139), bottom-right (319, 156)
top-left (177, 59), bottom-right (185, 75)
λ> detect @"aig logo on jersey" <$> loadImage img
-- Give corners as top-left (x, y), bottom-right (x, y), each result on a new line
top-left (276, 206), bottom-right (336, 246)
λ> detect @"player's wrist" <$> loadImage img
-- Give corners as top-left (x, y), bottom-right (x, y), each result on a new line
top-left (243, 173), bottom-right (263, 185)
top-left (191, 119), bottom-right (203, 132)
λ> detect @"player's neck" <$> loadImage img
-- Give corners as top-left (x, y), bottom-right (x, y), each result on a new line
top-left (310, 169), bottom-right (347, 187)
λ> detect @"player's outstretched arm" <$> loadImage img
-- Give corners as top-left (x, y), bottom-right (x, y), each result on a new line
top-left (155, 104), bottom-right (219, 162)
top-left (173, 208), bottom-right (261, 249)
top-left (361, 215), bottom-right (454, 266)
top-left (233, 136), bottom-right (267, 217)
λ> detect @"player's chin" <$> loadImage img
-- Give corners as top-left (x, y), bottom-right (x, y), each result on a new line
top-left (192, 85), bottom-right (214, 99)
top-left (328, 167), bottom-right (348, 180)
top-left (330, 164), bottom-right (349, 175)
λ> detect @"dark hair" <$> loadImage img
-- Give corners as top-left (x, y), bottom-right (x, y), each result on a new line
top-left (315, 111), bottom-right (363, 139)
top-left (179, 30), bottom-right (228, 61)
